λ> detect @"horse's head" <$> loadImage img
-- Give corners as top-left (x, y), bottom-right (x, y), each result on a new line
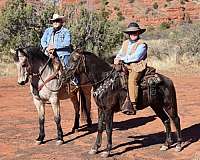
top-left (11, 48), bottom-right (30, 85)
top-left (65, 48), bottom-right (86, 76)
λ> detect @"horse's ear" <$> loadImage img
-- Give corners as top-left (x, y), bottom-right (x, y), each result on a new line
top-left (74, 47), bottom-right (84, 54)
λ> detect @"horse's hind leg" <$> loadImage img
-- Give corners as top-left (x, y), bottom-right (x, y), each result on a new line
top-left (89, 109), bottom-right (104, 155)
top-left (173, 116), bottom-right (182, 152)
top-left (70, 94), bottom-right (80, 133)
top-left (50, 99), bottom-right (63, 145)
top-left (166, 108), bottom-right (182, 152)
top-left (151, 106), bottom-right (173, 151)
top-left (34, 99), bottom-right (45, 145)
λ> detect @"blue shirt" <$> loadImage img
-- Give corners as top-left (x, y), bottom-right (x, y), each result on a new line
top-left (41, 26), bottom-right (71, 57)
top-left (116, 40), bottom-right (147, 63)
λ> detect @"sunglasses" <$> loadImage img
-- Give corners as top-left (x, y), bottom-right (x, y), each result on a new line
top-left (52, 19), bottom-right (62, 23)
top-left (128, 31), bottom-right (139, 35)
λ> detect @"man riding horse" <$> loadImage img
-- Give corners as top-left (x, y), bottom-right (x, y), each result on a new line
top-left (114, 22), bottom-right (147, 115)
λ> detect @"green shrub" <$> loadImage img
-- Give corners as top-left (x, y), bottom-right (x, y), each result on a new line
top-left (153, 2), bottom-right (159, 9)
top-left (160, 22), bottom-right (170, 30)
top-left (0, 0), bottom-right (54, 61)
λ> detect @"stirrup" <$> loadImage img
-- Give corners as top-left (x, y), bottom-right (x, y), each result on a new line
top-left (70, 79), bottom-right (79, 88)
top-left (121, 99), bottom-right (136, 115)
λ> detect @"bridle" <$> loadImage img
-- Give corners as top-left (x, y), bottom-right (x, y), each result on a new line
top-left (67, 52), bottom-right (115, 88)
top-left (17, 50), bottom-right (63, 92)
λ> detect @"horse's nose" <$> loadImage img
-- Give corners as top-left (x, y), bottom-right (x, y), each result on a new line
top-left (18, 81), bottom-right (25, 85)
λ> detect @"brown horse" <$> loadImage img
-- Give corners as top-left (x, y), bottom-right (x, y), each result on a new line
top-left (12, 47), bottom-right (92, 145)
top-left (64, 49), bottom-right (182, 158)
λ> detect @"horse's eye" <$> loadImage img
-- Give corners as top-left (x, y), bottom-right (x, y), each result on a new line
top-left (22, 64), bottom-right (27, 67)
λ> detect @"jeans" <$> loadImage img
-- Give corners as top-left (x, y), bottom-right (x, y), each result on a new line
top-left (59, 55), bottom-right (70, 68)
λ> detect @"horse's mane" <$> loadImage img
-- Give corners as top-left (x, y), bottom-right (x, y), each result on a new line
top-left (23, 46), bottom-right (49, 62)
top-left (82, 51), bottom-right (112, 71)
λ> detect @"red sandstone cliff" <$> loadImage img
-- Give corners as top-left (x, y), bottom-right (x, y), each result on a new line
top-left (1, 0), bottom-right (200, 26)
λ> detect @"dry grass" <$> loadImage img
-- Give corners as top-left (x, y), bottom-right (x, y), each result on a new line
top-left (0, 62), bottom-right (17, 77)
top-left (146, 39), bottom-right (200, 74)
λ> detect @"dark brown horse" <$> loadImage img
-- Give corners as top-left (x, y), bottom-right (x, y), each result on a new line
top-left (12, 47), bottom-right (92, 145)
top-left (64, 49), bottom-right (182, 158)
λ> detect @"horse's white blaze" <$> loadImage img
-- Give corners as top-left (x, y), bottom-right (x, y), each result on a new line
top-left (16, 62), bottom-right (28, 84)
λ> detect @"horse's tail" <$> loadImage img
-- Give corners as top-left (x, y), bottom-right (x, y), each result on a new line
top-left (170, 80), bottom-right (178, 116)
top-left (79, 87), bottom-right (92, 126)
top-left (164, 77), bottom-right (179, 118)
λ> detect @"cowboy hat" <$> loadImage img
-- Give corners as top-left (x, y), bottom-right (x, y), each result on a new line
top-left (123, 22), bottom-right (146, 34)
top-left (50, 13), bottom-right (65, 22)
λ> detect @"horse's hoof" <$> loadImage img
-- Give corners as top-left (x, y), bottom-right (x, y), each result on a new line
top-left (35, 140), bottom-right (43, 145)
top-left (100, 151), bottom-right (110, 158)
top-left (56, 140), bottom-right (64, 145)
top-left (88, 148), bottom-right (97, 155)
top-left (160, 145), bottom-right (169, 151)
top-left (175, 145), bottom-right (182, 152)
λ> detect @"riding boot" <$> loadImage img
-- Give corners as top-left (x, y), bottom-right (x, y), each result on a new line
top-left (121, 97), bottom-right (136, 115)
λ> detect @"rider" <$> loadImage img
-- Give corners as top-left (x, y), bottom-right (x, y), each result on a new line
top-left (114, 22), bottom-right (148, 115)
top-left (41, 13), bottom-right (73, 69)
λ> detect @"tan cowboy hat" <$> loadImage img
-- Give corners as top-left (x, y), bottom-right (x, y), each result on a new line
top-left (50, 13), bottom-right (65, 22)
top-left (123, 22), bottom-right (146, 34)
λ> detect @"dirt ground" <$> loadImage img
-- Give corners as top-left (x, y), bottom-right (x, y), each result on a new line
top-left (0, 72), bottom-right (200, 160)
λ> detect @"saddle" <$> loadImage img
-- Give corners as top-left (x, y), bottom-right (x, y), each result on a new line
top-left (114, 64), bottom-right (162, 93)
top-left (139, 66), bottom-right (162, 89)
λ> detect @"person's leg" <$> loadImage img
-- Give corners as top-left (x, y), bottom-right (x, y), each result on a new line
top-left (121, 66), bottom-right (136, 115)
top-left (59, 55), bottom-right (70, 68)
top-left (128, 71), bottom-right (143, 103)
top-left (60, 55), bottom-right (79, 85)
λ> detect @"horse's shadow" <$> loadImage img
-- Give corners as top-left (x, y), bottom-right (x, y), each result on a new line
top-left (43, 115), bottom-right (157, 144)
top-left (62, 115), bottom-right (157, 144)
top-left (110, 123), bottom-right (200, 156)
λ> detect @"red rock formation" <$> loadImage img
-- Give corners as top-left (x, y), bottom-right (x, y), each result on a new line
top-left (0, 0), bottom-right (200, 26)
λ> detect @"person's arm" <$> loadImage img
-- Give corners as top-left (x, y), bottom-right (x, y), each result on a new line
top-left (123, 43), bottom-right (147, 63)
top-left (41, 28), bottom-right (49, 50)
top-left (114, 47), bottom-right (126, 64)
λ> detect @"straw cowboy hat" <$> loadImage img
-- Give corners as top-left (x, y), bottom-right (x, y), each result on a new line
top-left (50, 13), bottom-right (65, 22)
top-left (123, 22), bottom-right (146, 34)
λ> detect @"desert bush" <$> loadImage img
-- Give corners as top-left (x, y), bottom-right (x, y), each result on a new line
top-left (0, 0), bottom-right (54, 62)
top-left (160, 22), bottom-right (171, 30)
top-left (62, 3), bottom-right (124, 58)
top-left (0, 0), bottom-right (124, 62)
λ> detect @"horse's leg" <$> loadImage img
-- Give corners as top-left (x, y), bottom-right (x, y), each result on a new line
top-left (172, 116), bottom-right (182, 152)
top-left (50, 99), bottom-right (63, 145)
top-left (166, 108), bottom-right (182, 152)
top-left (151, 106), bottom-right (172, 151)
top-left (101, 110), bottom-right (114, 158)
top-left (70, 93), bottom-right (80, 133)
top-left (34, 98), bottom-right (45, 145)
top-left (80, 86), bottom-right (92, 128)
top-left (89, 108), bottom-right (105, 155)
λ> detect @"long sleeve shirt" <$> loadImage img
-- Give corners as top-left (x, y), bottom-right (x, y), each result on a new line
top-left (116, 40), bottom-right (147, 63)
top-left (41, 26), bottom-right (71, 57)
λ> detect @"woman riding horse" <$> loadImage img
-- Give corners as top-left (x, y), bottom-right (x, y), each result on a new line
top-left (65, 49), bottom-right (182, 158)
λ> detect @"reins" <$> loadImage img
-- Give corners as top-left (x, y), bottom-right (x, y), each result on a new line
top-left (69, 54), bottom-right (116, 88)
top-left (30, 57), bottom-right (63, 92)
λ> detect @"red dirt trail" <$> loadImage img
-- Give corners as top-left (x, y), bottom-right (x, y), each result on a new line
top-left (0, 72), bottom-right (199, 160)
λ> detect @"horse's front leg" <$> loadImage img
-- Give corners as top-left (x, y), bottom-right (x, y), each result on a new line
top-left (70, 94), bottom-right (80, 133)
top-left (101, 110), bottom-right (114, 158)
top-left (89, 108), bottom-right (105, 155)
top-left (50, 98), bottom-right (64, 145)
top-left (81, 86), bottom-right (92, 128)
top-left (34, 98), bottom-right (45, 145)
